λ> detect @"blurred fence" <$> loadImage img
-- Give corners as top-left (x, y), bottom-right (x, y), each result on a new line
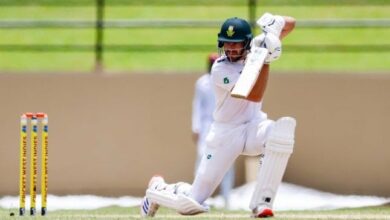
top-left (0, 0), bottom-right (389, 70)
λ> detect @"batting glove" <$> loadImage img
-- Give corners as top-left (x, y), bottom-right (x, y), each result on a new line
top-left (257, 12), bottom-right (285, 37)
top-left (251, 33), bottom-right (282, 64)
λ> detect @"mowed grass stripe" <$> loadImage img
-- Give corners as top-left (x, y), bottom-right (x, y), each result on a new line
top-left (2, 206), bottom-right (390, 220)
top-left (41, 213), bottom-right (390, 219)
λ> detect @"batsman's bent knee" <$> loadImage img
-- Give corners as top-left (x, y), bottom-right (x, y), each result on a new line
top-left (266, 116), bottom-right (296, 153)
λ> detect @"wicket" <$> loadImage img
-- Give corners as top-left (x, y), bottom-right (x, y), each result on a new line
top-left (19, 112), bottom-right (48, 216)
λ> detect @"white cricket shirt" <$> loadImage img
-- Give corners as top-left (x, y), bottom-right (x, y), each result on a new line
top-left (211, 55), bottom-right (267, 124)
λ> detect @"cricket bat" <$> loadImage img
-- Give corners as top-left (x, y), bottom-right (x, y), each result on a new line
top-left (231, 47), bottom-right (268, 98)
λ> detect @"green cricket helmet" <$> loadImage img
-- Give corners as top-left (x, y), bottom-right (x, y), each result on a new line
top-left (218, 17), bottom-right (253, 50)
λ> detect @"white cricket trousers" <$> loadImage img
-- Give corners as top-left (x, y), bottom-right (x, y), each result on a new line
top-left (190, 119), bottom-right (274, 204)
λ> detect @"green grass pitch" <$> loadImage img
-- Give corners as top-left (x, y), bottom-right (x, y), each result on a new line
top-left (1, 205), bottom-right (390, 219)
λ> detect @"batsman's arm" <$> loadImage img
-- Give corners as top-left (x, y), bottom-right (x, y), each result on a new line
top-left (246, 16), bottom-right (294, 102)
top-left (246, 64), bottom-right (269, 102)
top-left (192, 132), bottom-right (199, 144)
top-left (280, 16), bottom-right (296, 39)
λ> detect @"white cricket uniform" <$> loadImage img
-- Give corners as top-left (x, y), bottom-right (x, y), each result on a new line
top-left (190, 55), bottom-right (275, 204)
top-left (192, 73), bottom-right (215, 159)
top-left (192, 73), bottom-right (235, 206)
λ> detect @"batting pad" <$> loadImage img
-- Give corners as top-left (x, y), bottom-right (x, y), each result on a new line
top-left (249, 117), bottom-right (296, 210)
top-left (146, 189), bottom-right (208, 215)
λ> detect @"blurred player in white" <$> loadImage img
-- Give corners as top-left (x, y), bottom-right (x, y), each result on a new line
top-left (141, 12), bottom-right (296, 218)
top-left (192, 53), bottom-right (235, 208)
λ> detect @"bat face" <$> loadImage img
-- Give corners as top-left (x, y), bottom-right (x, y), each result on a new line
top-left (231, 47), bottom-right (268, 98)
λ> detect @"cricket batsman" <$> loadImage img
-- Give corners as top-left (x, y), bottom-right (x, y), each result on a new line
top-left (141, 12), bottom-right (296, 218)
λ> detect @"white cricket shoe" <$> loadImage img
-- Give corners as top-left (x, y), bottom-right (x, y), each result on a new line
top-left (148, 175), bottom-right (166, 191)
top-left (252, 206), bottom-right (274, 218)
top-left (140, 196), bottom-right (159, 217)
top-left (140, 176), bottom-right (165, 217)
